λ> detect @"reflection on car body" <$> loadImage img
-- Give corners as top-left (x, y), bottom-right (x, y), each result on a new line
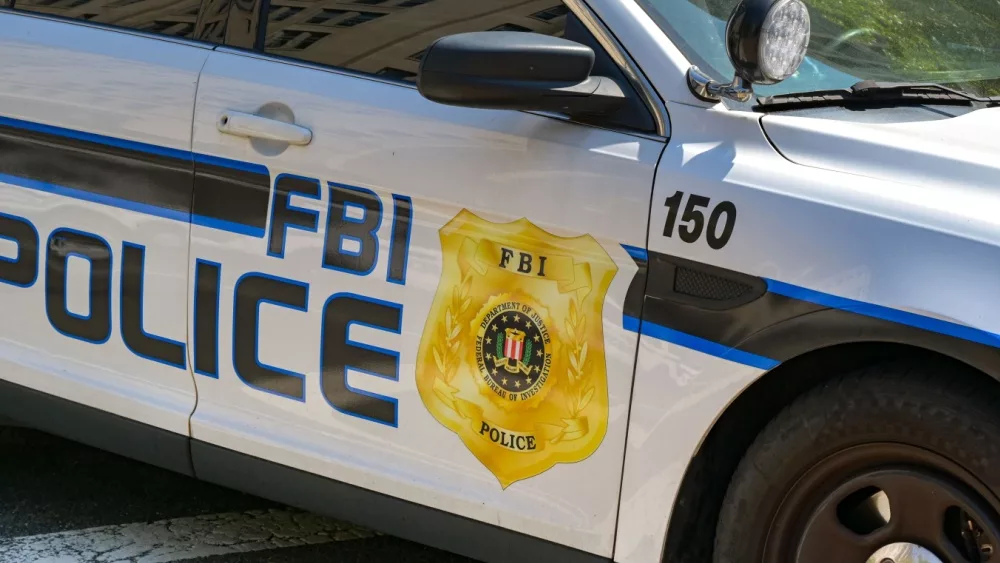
top-left (1, 0), bottom-right (1000, 561)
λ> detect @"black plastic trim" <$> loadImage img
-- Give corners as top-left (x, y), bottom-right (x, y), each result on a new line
top-left (738, 304), bottom-right (1000, 377)
top-left (252, 0), bottom-right (270, 51)
top-left (0, 377), bottom-right (608, 563)
top-left (564, 14), bottom-right (656, 133)
top-left (192, 442), bottom-right (609, 563)
top-left (641, 250), bottom-right (1000, 379)
top-left (645, 251), bottom-right (768, 311)
top-left (642, 286), bottom-right (821, 359)
top-left (0, 378), bottom-right (193, 476)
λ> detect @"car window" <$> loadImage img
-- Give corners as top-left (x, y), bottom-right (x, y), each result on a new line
top-left (261, 0), bottom-right (570, 82)
top-left (9, 0), bottom-right (233, 43)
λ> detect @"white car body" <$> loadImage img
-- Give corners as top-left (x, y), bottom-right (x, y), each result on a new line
top-left (0, 1), bottom-right (997, 562)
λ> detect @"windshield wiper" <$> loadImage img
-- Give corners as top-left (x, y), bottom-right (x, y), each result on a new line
top-left (756, 80), bottom-right (1000, 111)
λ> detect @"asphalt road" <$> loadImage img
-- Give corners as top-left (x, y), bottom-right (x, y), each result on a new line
top-left (0, 427), bottom-right (476, 562)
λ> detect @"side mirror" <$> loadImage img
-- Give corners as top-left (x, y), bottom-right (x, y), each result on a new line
top-left (417, 32), bottom-right (626, 115)
top-left (688, 0), bottom-right (811, 102)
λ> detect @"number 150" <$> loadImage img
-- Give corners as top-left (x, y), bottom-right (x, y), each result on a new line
top-left (662, 190), bottom-right (737, 250)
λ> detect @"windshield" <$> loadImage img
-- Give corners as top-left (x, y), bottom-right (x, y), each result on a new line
top-left (636, 0), bottom-right (1000, 98)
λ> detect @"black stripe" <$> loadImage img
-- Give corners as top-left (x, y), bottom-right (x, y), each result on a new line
top-left (643, 289), bottom-right (821, 355)
top-left (0, 117), bottom-right (273, 234)
top-left (0, 121), bottom-right (192, 213)
top-left (193, 160), bottom-right (271, 234)
top-left (194, 260), bottom-right (222, 377)
top-left (193, 442), bottom-right (608, 563)
top-left (0, 375), bottom-right (607, 563)
top-left (645, 252), bottom-right (768, 311)
top-left (641, 250), bottom-right (1000, 378)
top-left (0, 377), bottom-right (193, 476)
top-left (642, 251), bottom-right (817, 351)
top-left (623, 254), bottom-right (647, 320)
top-left (737, 300), bottom-right (1000, 377)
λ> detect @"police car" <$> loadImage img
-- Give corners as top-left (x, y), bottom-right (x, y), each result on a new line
top-left (1, 0), bottom-right (998, 560)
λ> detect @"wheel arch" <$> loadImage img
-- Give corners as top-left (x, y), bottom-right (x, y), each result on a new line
top-left (660, 338), bottom-right (1000, 563)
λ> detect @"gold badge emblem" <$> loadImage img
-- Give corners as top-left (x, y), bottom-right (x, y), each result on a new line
top-left (416, 210), bottom-right (618, 488)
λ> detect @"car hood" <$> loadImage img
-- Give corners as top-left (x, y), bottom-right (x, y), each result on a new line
top-left (760, 107), bottom-right (1000, 192)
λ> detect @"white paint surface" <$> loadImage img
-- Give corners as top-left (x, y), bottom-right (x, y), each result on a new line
top-left (0, 11), bottom-right (208, 437)
top-left (0, 509), bottom-right (373, 562)
top-left (188, 47), bottom-right (658, 558)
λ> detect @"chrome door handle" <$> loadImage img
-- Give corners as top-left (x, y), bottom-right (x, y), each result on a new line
top-left (216, 111), bottom-right (313, 146)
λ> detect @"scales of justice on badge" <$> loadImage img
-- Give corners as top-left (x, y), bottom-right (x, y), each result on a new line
top-left (416, 210), bottom-right (618, 488)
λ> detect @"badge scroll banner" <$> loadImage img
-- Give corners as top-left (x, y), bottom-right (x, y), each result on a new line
top-left (468, 238), bottom-right (593, 298)
top-left (416, 210), bottom-right (618, 488)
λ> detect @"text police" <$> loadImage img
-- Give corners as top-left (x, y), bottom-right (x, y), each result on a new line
top-left (0, 173), bottom-right (413, 427)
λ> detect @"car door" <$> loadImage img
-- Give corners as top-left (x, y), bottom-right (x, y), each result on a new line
top-left (186, 0), bottom-right (663, 556)
top-left (0, 3), bottom-right (218, 469)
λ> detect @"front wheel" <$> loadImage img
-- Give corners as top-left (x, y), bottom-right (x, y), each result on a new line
top-left (714, 364), bottom-right (1000, 563)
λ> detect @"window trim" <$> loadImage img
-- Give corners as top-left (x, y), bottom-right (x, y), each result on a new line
top-left (563, 0), bottom-right (668, 137)
top-left (253, 0), bottom-right (271, 50)
top-left (1, 3), bottom-right (222, 48)
top-left (234, 0), bottom-right (668, 139)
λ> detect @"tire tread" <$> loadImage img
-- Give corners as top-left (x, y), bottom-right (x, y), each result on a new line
top-left (713, 360), bottom-right (1000, 562)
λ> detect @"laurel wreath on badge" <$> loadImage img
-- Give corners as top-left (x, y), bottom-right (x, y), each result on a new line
top-left (430, 279), bottom-right (593, 443)
top-left (563, 297), bottom-right (595, 424)
top-left (415, 211), bottom-right (617, 487)
top-left (431, 271), bottom-right (474, 386)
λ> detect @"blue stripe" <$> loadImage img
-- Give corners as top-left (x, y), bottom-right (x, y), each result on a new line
top-left (624, 275), bottom-right (1000, 369)
top-left (192, 214), bottom-right (266, 238)
top-left (0, 114), bottom-right (268, 178)
top-left (623, 314), bottom-right (641, 333)
top-left (0, 173), bottom-right (263, 237)
top-left (0, 172), bottom-right (191, 224)
top-left (630, 317), bottom-right (779, 370)
top-left (0, 115), bottom-right (191, 162)
top-left (624, 270), bottom-right (1000, 370)
top-left (193, 152), bottom-right (270, 176)
top-left (621, 244), bottom-right (648, 262)
top-left (0, 115), bottom-right (271, 236)
top-left (766, 278), bottom-right (1000, 349)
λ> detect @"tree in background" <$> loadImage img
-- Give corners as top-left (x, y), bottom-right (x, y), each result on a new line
top-left (702, 0), bottom-right (1000, 95)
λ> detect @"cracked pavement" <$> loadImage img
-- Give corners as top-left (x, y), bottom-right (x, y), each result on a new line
top-left (0, 428), bottom-right (475, 562)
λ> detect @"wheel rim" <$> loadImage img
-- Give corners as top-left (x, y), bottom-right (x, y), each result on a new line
top-left (763, 443), bottom-right (1000, 563)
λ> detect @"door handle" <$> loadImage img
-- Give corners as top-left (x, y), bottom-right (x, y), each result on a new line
top-left (216, 111), bottom-right (313, 146)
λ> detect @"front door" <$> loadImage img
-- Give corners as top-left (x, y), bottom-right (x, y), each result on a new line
top-left (0, 6), bottom-right (212, 466)
top-left (187, 0), bottom-right (662, 555)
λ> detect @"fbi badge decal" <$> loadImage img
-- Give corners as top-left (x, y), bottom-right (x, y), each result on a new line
top-left (416, 210), bottom-right (618, 488)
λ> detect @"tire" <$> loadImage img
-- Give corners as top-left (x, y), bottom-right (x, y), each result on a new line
top-left (714, 362), bottom-right (1000, 563)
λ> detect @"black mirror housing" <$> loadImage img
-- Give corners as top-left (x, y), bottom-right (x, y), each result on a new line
top-left (417, 32), bottom-right (625, 115)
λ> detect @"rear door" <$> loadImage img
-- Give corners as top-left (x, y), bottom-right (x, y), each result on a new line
top-left (0, 4), bottom-right (215, 463)
top-left (186, 0), bottom-right (661, 556)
